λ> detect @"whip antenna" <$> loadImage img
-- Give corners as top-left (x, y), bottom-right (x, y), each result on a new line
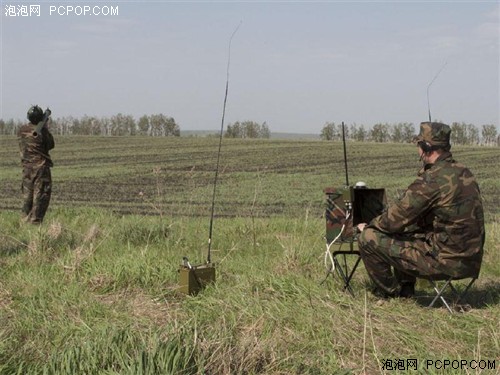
top-left (427, 61), bottom-right (447, 122)
top-left (207, 21), bottom-right (242, 263)
top-left (341, 122), bottom-right (349, 187)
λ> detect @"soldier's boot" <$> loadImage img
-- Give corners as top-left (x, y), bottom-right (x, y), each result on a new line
top-left (371, 286), bottom-right (399, 299)
top-left (399, 282), bottom-right (415, 298)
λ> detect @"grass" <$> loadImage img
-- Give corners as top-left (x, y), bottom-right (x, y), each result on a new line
top-left (0, 136), bottom-right (499, 374)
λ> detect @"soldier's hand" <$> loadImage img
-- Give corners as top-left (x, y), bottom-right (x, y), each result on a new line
top-left (356, 223), bottom-right (367, 233)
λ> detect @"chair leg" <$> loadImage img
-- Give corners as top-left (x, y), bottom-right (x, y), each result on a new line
top-left (429, 278), bottom-right (454, 314)
top-left (455, 278), bottom-right (476, 305)
top-left (428, 277), bottom-right (476, 313)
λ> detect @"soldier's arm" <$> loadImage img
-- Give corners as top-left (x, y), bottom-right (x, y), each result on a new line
top-left (370, 174), bottom-right (440, 234)
top-left (44, 128), bottom-right (55, 150)
top-left (17, 125), bottom-right (29, 154)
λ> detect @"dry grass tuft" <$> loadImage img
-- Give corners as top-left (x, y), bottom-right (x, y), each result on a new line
top-left (87, 273), bottom-right (114, 291)
top-left (95, 289), bottom-right (185, 328)
top-left (84, 224), bottom-right (101, 243)
top-left (47, 221), bottom-right (63, 240)
top-left (0, 283), bottom-right (13, 310)
top-left (27, 239), bottom-right (38, 256)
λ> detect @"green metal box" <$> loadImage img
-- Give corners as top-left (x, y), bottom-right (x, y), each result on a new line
top-left (178, 263), bottom-right (216, 295)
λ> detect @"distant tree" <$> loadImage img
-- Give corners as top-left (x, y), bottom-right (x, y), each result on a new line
top-left (465, 123), bottom-right (479, 145)
top-left (225, 122), bottom-right (239, 138)
top-left (77, 115), bottom-right (102, 135)
top-left (391, 122), bottom-right (415, 143)
top-left (481, 124), bottom-right (497, 146)
top-left (148, 114), bottom-right (180, 137)
top-left (53, 116), bottom-right (77, 135)
top-left (243, 121), bottom-right (260, 138)
top-left (260, 122), bottom-right (271, 139)
top-left (164, 116), bottom-right (180, 136)
top-left (234, 122), bottom-right (242, 138)
top-left (349, 124), bottom-right (357, 141)
top-left (392, 123), bottom-right (405, 143)
top-left (150, 114), bottom-right (164, 136)
top-left (138, 115), bottom-right (150, 136)
top-left (2, 119), bottom-right (19, 135)
top-left (226, 124), bottom-right (234, 138)
top-left (350, 124), bottom-right (367, 142)
top-left (101, 117), bottom-right (111, 136)
top-left (51, 117), bottom-right (61, 135)
top-left (451, 122), bottom-right (467, 145)
top-left (72, 118), bottom-right (82, 135)
top-left (121, 114), bottom-right (137, 136)
top-left (320, 122), bottom-right (337, 141)
top-left (370, 123), bottom-right (390, 142)
top-left (91, 118), bottom-right (103, 136)
top-left (225, 121), bottom-right (270, 139)
top-left (110, 113), bottom-right (135, 136)
top-left (450, 122), bottom-right (482, 145)
top-left (402, 123), bottom-right (415, 143)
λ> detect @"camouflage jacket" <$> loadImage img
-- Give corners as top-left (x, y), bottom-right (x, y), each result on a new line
top-left (370, 152), bottom-right (485, 278)
top-left (17, 123), bottom-right (55, 168)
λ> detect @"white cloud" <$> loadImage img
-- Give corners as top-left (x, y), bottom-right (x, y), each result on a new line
top-left (484, 4), bottom-right (499, 20)
top-left (47, 40), bottom-right (78, 57)
top-left (429, 35), bottom-right (462, 52)
top-left (474, 21), bottom-right (499, 41)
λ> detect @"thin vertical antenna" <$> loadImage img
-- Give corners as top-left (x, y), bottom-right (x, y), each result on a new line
top-left (341, 121), bottom-right (349, 187)
top-left (427, 61), bottom-right (447, 122)
top-left (207, 22), bottom-right (242, 264)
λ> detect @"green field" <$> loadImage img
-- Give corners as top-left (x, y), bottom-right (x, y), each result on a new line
top-left (1, 136), bottom-right (499, 218)
top-left (0, 136), bottom-right (499, 374)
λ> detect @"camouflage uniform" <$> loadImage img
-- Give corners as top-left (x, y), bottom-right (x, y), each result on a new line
top-left (358, 122), bottom-right (485, 297)
top-left (17, 112), bottom-right (55, 224)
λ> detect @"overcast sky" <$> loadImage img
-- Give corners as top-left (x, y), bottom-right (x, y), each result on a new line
top-left (1, 1), bottom-right (498, 133)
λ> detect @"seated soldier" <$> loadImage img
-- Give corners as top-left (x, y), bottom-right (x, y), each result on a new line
top-left (356, 122), bottom-right (485, 298)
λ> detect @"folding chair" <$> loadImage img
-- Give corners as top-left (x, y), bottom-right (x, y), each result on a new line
top-left (425, 275), bottom-right (477, 313)
top-left (330, 242), bottom-right (361, 297)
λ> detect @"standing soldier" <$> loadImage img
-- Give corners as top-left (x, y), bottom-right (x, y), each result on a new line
top-left (17, 105), bottom-right (54, 224)
top-left (356, 122), bottom-right (485, 298)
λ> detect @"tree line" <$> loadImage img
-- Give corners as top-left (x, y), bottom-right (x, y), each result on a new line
top-left (1, 114), bottom-right (498, 146)
top-left (320, 122), bottom-right (499, 146)
top-left (0, 114), bottom-right (180, 137)
top-left (224, 121), bottom-right (270, 139)
top-left (0, 115), bottom-right (272, 139)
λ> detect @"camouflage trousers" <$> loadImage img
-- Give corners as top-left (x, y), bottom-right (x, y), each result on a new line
top-left (21, 165), bottom-right (52, 224)
top-left (358, 228), bottom-right (449, 297)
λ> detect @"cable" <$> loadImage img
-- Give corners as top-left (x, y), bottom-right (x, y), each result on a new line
top-left (324, 209), bottom-right (351, 274)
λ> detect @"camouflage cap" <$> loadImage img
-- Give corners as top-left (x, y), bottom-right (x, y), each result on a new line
top-left (413, 122), bottom-right (451, 148)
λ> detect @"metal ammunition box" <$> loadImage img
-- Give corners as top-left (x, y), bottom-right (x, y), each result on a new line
top-left (178, 263), bottom-right (216, 295)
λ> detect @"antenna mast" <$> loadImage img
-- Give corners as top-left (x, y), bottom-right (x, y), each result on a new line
top-left (341, 121), bottom-right (349, 187)
top-left (427, 61), bottom-right (447, 122)
top-left (207, 22), bottom-right (242, 264)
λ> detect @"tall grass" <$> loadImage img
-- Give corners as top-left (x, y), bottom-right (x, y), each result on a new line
top-left (1, 207), bottom-right (499, 374)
